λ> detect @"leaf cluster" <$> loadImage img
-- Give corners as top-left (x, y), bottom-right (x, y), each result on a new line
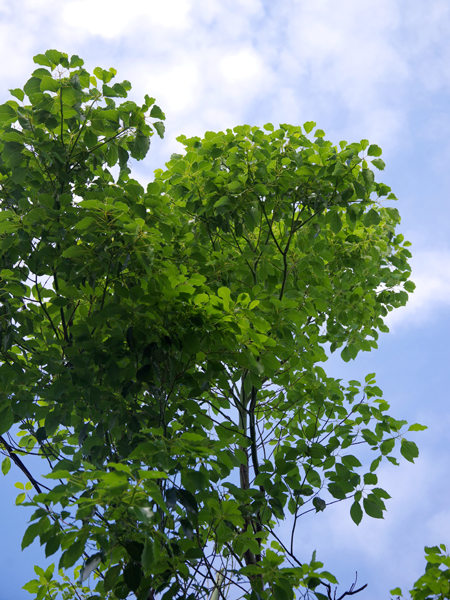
top-left (391, 545), bottom-right (450, 600)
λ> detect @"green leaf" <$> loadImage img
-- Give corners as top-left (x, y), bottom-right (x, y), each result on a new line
top-left (1, 457), bottom-right (11, 475)
top-left (70, 54), bottom-right (84, 68)
top-left (16, 492), bottom-right (26, 504)
top-left (74, 217), bottom-right (96, 230)
top-left (63, 537), bottom-right (86, 568)
top-left (33, 53), bottom-right (53, 68)
top-left (341, 455), bottom-right (362, 469)
top-left (62, 85), bottom-right (81, 107)
top-left (102, 83), bottom-right (119, 97)
top-left (363, 208), bottom-right (382, 227)
top-left (22, 580), bottom-right (40, 593)
top-left (0, 103), bottom-right (16, 124)
top-left (107, 144), bottom-right (119, 167)
top-left (131, 130), bottom-right (150, 160)
top-left (273, 584), bottom-right (289, 600)
top-left (363, 472), bottom-right (378, 485)
top-left (94, 66), bottom-right (116, 83)
top-left (307, 577), bottom-right (321, 590)
top-left (370, 456), bottom-right (382, 472)
top-left (380, 438), bottom-right (395, 456)
top-left (123, 561), bottom-right (142, 592)
top-left (141, 538), bottom-right (154, 574)
top-left (367, 144), bottom-right (382, 157)
top-left (350, 501), bottom-right (363, 525)
top-left (2, 141), bottom-right (24, 167)
top-left (330, 211), bottom-right (342, 235)
top-left (400, 439), bottom-right (419, 463)
top-left (40, 76), bottom-right (61, 93)
top-left (45, 535), bottom-right (60, 558)
top-left (180, 517), bottom-right (195, 539)
top-left (45, 49), bottom-right (68, 68)
top-left (407, 423), bottom-right (427, 432)
top-left (62, 245), bottom-right (87, 258)
top-left (214, 196), bottom-right (230, 209)
top-left (353, 181), bottom-right (366, 199)
top-left (22, 522), bottom-right (42, 550)
top-left (362, 168), bottom-right (374, 190)
top-left (154, 121), bottom-right (165, 138)
top-left (303, 121), bottom-right (316, 134)
top-left (372, 487), bottom-right (391, 500)
top-left (363, 497), bottom-right (384, 519)
top-left (372, 158), bottom-right (385, 170)
top-left (104, 565), bottom-right (121, 592)
top-left (288, 496), bottom-right (297, 514)
top-left (390, 588), bottom-right (402, 596)
top-left (313, 497), bottom-right (326, 512)
top-left (178, 489), bottom-right (198, 515)
top-left (320, 571), bottom-right (338, 585)
top-left (150, 105), bottom-right (165, 120)
top-left (9, 88), bottom-right (25, 102)
top-left (23, 77), bottom-right (41, 97)
top-left (341, 346), bottom-right (351, 362)
top-left (165, 487), bottom-right (178, 509)
top-left (403, 280), bottom-right (416, 293)
top-left (306, 469), bottom-right (321, 487)
top-left (0, 407), bottom-right (14, 435)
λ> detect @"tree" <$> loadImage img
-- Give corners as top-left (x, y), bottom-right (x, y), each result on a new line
top-left (0, 49), bottom-right (425, 600)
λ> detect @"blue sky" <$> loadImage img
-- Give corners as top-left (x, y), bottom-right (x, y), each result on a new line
top-left (1, 1), bottom-right (450, 598)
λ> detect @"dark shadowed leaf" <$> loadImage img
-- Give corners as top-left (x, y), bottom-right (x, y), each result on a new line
top-left (131, 130), bottom-right (150, 160)
top-left (165, 487), bottom-right (178, 509)
top-left (363, 498), bottom-right (383, 519)
top-left (313, 497), bottom-right (326, 512)
top-left (400, 439), bottom-right (419, 463)
top-left (350, 501), bottom-right (363, 525)
top-left (123, 561), bottom-right (142, 592)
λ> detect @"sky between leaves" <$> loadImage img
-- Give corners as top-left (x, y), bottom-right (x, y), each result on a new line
top-left (1, 1), bottom-right (450, 599)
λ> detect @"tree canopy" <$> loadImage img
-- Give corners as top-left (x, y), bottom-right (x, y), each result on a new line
top-left (0, 49), bottom-right (439, 600)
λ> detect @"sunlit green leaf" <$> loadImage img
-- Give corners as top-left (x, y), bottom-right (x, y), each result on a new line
top-left (367, 144), bottom-right (382, 157)
top-left (407, 423), bottom-right (427, 432)
top-left (1, 457), bottom-right (11, 475)
top-left (150, 104), bottom-right (165, 120)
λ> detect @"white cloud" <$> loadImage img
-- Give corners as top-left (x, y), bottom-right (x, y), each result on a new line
top-left (62, 0), bottom-right (191, 38)
top-left (220, 47), bottom-right (265, 85)
top-left (1, 0), bottom-right (449, 158)
top-left (142, 62), bottom-right (200, 114)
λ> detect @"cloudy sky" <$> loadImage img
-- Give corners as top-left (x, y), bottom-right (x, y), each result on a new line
top-left (1, 0), bottom-right (450, 598)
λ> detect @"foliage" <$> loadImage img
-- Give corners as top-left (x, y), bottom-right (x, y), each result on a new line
top-left (391, 546), bottom-right (450, 600)
top-left (0, 49), bottom-right (426, 600)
